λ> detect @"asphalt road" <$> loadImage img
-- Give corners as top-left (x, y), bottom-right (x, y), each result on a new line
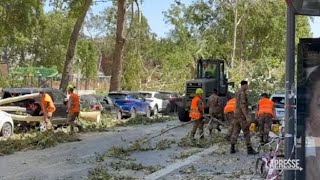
top-left (0, 119), bottom-right (266, 180)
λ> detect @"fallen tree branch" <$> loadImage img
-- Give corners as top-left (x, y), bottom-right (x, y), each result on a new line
top-left (142, 121), bottom-right (194, 144)
top-left (0, 106), bottom-right (26, 112)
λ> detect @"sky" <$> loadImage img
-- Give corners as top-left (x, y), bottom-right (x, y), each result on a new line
top-left (46, 0), bottom-right (320, 38)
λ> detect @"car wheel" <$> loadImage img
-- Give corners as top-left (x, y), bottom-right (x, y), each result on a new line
top-left (146, 106), bottom-right (151, 118)
top-left (130, 107), bottom-right (136, 118)
top-left (117, 111), bottom-right (122, 120)
top-left (177, 106), bottom-right (190, 122)
top-left (1, 122), bottom-right (13, 138)
top-left (153, 105), bottom-right (158, 116)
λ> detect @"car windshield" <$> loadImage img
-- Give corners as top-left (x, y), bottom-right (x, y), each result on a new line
top-left (108, 93), bottom-right (128, 100)
top-left (140, 93), bottom-right (152, 98)
top-left (81, 95), bottom-right (99, 104)
top-left (159, 92), bottom-right (178, 98)
top-left (271, 96), bottom-right (296, 108)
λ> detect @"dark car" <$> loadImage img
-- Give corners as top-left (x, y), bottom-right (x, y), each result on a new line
top-left (108, 91), bottom-right (151, 118)
top-left (101, 95), bottom-right (123, 119)
top-left (80, 94), bottom-right (103, 111)
top-left (1, 88), bottom-right (68, 126)
top-left (158, 91), bottom-right (182, 113)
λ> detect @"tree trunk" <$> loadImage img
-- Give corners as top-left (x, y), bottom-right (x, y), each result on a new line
top-left (60, 0), bottom-right (93, 92)
top-left (109, 0), bottom-right (126, 91)
top-left (231, 0), bottom-right (238, 69)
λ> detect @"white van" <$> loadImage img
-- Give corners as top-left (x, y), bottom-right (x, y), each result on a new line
top-left (270, 93), bottom-right (296, 122)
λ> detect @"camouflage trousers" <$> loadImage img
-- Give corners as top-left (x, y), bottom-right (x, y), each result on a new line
top-left (258, 113), bottom-right (273, 141)
top-left (230, 115), bottom-right (251, 146)
top-left (225, 112), bottom-right (235, 138)
top-left (190, 118), bottom-right (204, 138)
top-left (208, 112), bottom-right (223, 133)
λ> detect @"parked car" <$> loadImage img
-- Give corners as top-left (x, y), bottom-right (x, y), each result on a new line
top-left (0, 111), bottom-right (14, 137)
top-left (108, 91), bottom-right (151, 118)
top-left (138, 91), bottom-right (169, 115)
top-left (1, 88), bottom-right (68, 126)
top-left (270, 93), bottom-right (297, 122)
top-left (250, 93), bottom-right (296, 126)
top-left (100, 95), bottom-right (123, 119)
top-left (80, 94), bottom-right (103, 111)
top-left (158, 91), bottom-right (182, 113)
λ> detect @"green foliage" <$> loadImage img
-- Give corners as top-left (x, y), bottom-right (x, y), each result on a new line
top-left (76, 39), bottom-right (99, 78)
top-left (0, 0), bottom-right (313, 94)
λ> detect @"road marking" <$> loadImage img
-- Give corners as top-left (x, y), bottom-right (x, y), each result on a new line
top-left (144, 145), bottom-right (220, 180)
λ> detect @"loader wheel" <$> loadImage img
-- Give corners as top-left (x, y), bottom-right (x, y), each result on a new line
top-left (177, 106), bottom-right (190, 122)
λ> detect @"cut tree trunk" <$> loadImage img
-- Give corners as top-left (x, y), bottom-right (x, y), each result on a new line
top-left (0, 93), bottom-right (39, 106)
top-left (9, 114), bottom-right (43, 122)
top-left (109, 0), bottom-right (126, 91)
top-left (79, 111), bottom-right (101, 123)
top-left (0, 106), bottom-right (26, 112)
top-left (60, 0), bottom-right (93, 92)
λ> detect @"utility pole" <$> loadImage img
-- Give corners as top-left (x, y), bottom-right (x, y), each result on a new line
top-left (284, 3), bottom-right (296, 180)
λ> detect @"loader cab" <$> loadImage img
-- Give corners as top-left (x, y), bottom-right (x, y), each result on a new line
top-left (194, 59), bottom-right (228, 96)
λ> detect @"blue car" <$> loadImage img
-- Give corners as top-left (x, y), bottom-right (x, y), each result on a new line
top-left (107, 91), bottom-right (152, 118)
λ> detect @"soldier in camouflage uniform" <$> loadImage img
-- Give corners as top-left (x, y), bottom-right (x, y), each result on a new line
top-left (207, 89), bottom-right (223, 134)
top-left (230, 80), bottom-right (258, 155)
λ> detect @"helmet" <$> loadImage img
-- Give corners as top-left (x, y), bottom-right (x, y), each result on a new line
top-left (195, 88), bottom-right (204, 94)
top-left (67, 84), bottom-right (75, 90)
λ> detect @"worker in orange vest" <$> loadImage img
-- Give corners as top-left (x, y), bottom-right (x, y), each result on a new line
top-left (257, 93), bottom-right (275, 144)
top-left (67, 85), bottom-right (83, 133)
top-left (189, 88), bottom-right (205, 140)
top-left (224, 97), bottom-right (236, 141)
top-left (39, 91), bottom-right (56, 131)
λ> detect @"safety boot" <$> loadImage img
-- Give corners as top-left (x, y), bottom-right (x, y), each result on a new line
top-left (230, 144), bottom-right (236, 154)
top-left (247, 145), bottom-right (258, 155)
top-left (77, 124), bottom-right (84, 133)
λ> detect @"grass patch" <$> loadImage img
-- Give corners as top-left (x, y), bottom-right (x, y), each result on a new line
top-left (0, 131), bottom-right (80, 155)
top-left (110, 161), bottom-right (162, 174)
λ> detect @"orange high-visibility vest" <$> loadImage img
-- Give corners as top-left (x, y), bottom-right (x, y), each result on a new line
top-left (224, 98), bottom-right (236, 113)
top-left (41, 93), bottom-right (56, 113)
top-left (68, 92), bottom-right (80, 113)
top-left (189, 96), bottom-right (203, 119)
top-left (257, 98), bottom-right (274, 117)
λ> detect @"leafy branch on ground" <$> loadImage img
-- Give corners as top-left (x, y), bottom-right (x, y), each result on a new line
top-left (110, 161), bottom-right (162, 174)
top-left (0, 131), bottom-right (80, 155)
top-left (177, 133), bottom-right (226, 148)
top-left (174, 148), bottom-right (202, 159)
top-left (87, 165), bottom-right (136, 180)
top-left (179, 165), bottom-right (197, 174)
top-left (80, 115), bottom-right (175, 133)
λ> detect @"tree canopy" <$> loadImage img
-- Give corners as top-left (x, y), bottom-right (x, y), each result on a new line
top-left (0, 0), bottom-right (312, 98)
